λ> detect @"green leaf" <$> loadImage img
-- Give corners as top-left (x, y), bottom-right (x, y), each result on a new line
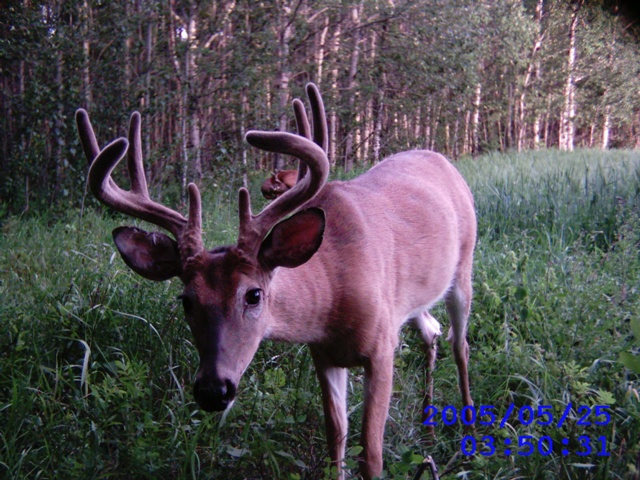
top-left (619, 352), bottom-right (640, 374)
top-left (226, 446), bottom-right (249, 458)
top-left (347, 445), bottom-right (363, 456)
top-left (595, 389), bottom-right (616, 405)
top-left (630, 317), bottom-right (640, 341)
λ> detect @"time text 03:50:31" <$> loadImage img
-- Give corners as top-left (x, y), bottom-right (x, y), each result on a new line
top-left (423, 404), bottom-right (611, 458)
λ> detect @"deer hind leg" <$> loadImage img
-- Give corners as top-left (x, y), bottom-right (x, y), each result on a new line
top-left (412, 311), bottom-right (441, 434)
top-left (445, 279), bottom-right (474, 423)
top-left (310, 347), bottom-right (349, 480)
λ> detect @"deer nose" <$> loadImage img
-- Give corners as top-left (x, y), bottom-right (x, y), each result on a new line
top-left (193, 378), bottom-right (236, 412)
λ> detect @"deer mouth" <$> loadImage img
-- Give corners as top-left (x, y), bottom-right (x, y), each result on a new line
top-left (193, 378), bottom-right (237, 412)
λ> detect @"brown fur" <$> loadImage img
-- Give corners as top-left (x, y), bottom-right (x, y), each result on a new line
top-left (261, 169), bottom-right (298, 199)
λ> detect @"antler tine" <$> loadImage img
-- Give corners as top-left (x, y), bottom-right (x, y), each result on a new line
top-left (181, 183), bottom-right (204, 262)
top-left (77, 109), bottom-right (118, 193)
top-left (127, 112), bottom-right (150, 197)
top-left (293, 98), bottom-right (311, 140)
top-left (76, 109), bottom-right (100, 163)
top-left (76, 109), bottom-right (201, 249)
top-left (306, 83), bottom-right (328, 153)
top-left (239, 131), bottom-right (329, 254)
top-left (293, 98), bottom-right (311, 181)
top-left (292, 83), bottom-right (328, 183)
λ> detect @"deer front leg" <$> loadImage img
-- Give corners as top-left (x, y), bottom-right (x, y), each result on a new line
top-left (360, 350), bottom-right (395, 480)
top-left (310, 347), bottom-right (349, 480)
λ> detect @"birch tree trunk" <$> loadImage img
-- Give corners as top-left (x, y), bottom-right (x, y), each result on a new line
top-left (559, 1), bottom-right (582, 151)
top-left (343, 2), bottom-right (363, 172)
top-left (517, 23), bottom-right (545, 151)
top-left (241, 88), bottom-right (248, 188)
top-left (186, 1), bottom-right (202, 180)
top-left (602, 104), bottom-right (611, 150)
top-left (169, 0), bottom-right (204, 197)
top-left (328, 22), bottom-right (341, 167)
top-left (81, 0), bottom-right (92, 108)
top-left (274, 0), bottom-right (293, 171)
top-left (531, 0), bottom-right (544, 150)
top-left (471, 82), bottom-right (482, 155)
top-left (316, 16), bottom-right (329, 84)
top-left (373, 73), bottom-right (386, 164)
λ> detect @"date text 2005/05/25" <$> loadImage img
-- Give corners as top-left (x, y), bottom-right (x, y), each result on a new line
top-left (423, 404), bottom-right (611, 458)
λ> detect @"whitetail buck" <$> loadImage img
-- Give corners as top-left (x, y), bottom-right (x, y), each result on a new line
top-left (76, 84), bottom-right (476, 480)
top-left (261, 169), bottom-right (298, 199)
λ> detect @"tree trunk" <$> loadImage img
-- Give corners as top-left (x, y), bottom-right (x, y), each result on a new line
top-left (54, 48), bottom-right (64, 200)
top-left (144, 19), bottom-right (153, 169)
top-left (275, 0), bottom-right (294, 171)
top-left (316, 16), bottom-right (329, 83)
top-left (241, 88), bottom-right (248, 188)
top-left (517, 0), bottom-right (544, 151)
top-left (472, 82), bottom-right (482, 155)
top-left (82, 0), bottom-right (92, 108)
top-left (602, 104), bottom-right (611, 150)
top-left (559, 1), bottom-right (582, 151)
top-left (124, 1), bottom-right (132, 93)
top-left (328, 22), bottom-right (341, 167)
top-left (343, 2), bottom-right (363, 172)
top-left (373, 72), bottom-right (386, 164)
top-left (186, 1), bottom-right (202, 180)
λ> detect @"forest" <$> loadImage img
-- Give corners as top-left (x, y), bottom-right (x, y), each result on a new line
top-left (1, 0), bottom-right (640, 214)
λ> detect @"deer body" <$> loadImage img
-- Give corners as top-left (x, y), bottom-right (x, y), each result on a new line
top-left (267, 151), bottom-right (474, 348)
top-left (76, 84), bottom-right (475, 480)
top-left (263, 151), bottom-right (476, 477)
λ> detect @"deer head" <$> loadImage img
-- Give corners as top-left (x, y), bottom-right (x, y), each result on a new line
top-left (77, 84), bottom-right (329, 411)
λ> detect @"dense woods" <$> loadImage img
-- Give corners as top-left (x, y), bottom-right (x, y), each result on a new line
top-left (1, 0), bottom-right (639, 214)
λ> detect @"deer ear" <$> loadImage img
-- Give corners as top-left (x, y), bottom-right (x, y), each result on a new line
top-left (258, 208), bottom-right (325, 270)
top-left (112, 226), bottom-right (182, 281)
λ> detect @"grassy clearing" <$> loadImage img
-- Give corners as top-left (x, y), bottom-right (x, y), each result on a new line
top-left (1, 149), bottom-right (639, 479)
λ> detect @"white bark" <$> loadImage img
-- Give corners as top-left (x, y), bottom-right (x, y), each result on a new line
top-left (316, 16), bottom-right (329, 83)
top-left (471, 83), bottom-right (482, 155)
top-left (275, 0), bottom-right (293, 171)
top-left (602, 104), bottom-right (611, 150)
top-left (560, 1), bottom-right (582, 151)
top-left (344, 2), bottom-right (363, 171)
top-left (328, 23), bottom-right (341, 167)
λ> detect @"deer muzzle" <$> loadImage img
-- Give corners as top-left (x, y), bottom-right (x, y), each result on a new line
top-left (193, 376), bottom-right (237, 412)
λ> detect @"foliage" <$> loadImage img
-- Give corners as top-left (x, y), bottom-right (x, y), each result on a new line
top-left (619, 317), bottom-right (640, 374)
top-left (1, 0), bottom-right (639, 216)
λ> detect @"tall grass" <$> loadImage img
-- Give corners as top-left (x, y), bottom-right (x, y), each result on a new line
top-left (1, 149), bottom-right (639, 479)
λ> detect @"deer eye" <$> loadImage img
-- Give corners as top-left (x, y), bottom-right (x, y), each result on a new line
top-left (245, 288), bottom-right (262, 306)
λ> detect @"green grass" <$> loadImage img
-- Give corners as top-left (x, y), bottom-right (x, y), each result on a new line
top-left (1, 149), bottom-right (639, 479)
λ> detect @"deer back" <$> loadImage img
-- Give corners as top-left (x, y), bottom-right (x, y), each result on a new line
top-left (263, 150), bottom-right (476, 364)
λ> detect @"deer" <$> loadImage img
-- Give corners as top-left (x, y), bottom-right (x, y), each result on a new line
top-left (76, 83), bottom-right (476, 480)
top-left (261, 169), bottom-right (298, 199)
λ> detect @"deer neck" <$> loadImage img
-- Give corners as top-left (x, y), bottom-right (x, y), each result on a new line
top-left (264, 258), bottom-right (333, 344)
